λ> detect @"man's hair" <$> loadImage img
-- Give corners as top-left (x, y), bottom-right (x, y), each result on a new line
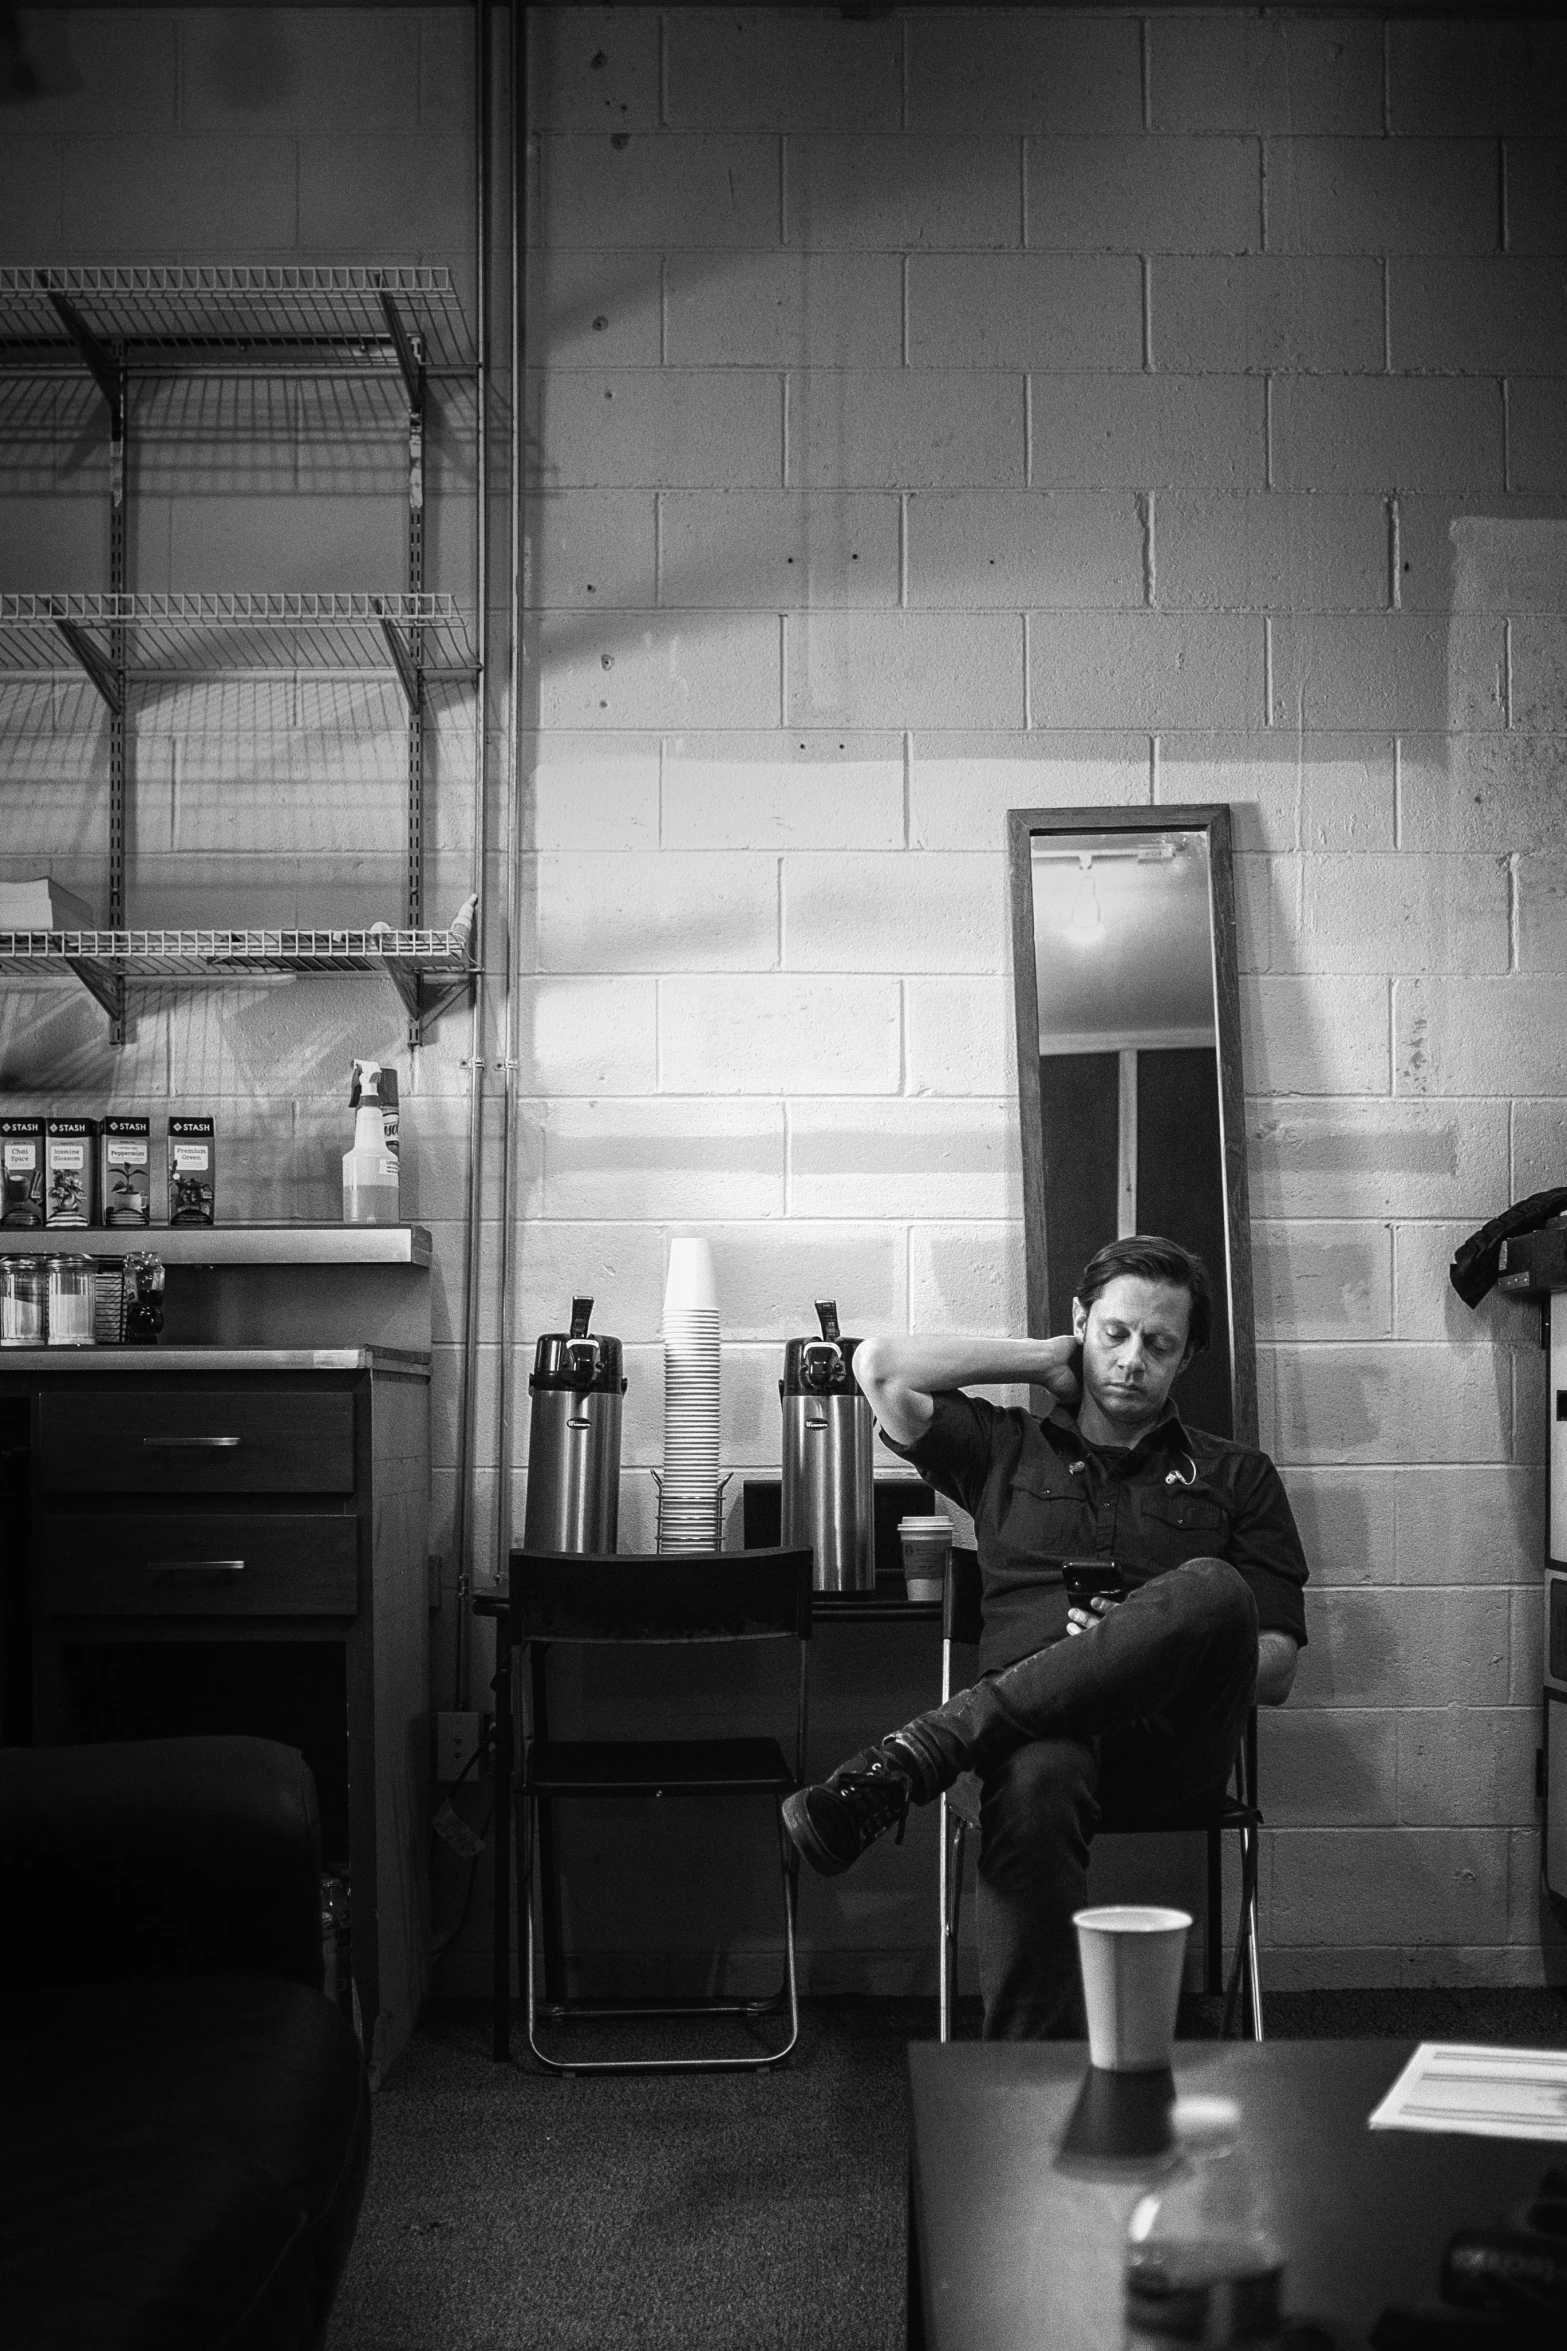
top-left (1075, 1235), bottom-right (1213, 1357)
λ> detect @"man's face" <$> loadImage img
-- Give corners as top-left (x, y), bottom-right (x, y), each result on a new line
top-left (1071, 1273), bottom-right (1194, 1435)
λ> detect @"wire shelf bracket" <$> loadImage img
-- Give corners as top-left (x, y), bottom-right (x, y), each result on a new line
top-left (42, 286), bottom-right (123, 431)
top-left (50, 610), bottom-right (123, 714)
top-left (63, 953), bottom-right (125, 1026)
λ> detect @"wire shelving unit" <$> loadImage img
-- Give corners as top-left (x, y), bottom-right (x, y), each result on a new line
top-left (0, 265), bottom-right (481, 1042)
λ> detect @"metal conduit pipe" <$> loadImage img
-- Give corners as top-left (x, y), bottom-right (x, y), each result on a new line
top-left (491, 0), bottom-right (528, 1580)
top-left (451, 0), bottom-right (494, 1705)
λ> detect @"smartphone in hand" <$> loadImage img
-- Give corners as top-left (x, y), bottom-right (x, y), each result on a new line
top-left (1061, 1559), bottom-right (1125, 1607)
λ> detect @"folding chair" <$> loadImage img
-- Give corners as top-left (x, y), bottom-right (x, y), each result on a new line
top-left (509, 1545), bottom-right (813, 2076)
top-left (937, 1545), bottom-right (1263, 2043)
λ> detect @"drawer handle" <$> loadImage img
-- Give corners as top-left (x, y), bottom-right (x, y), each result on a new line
top-left (141, 1435), bottom-right (242, 1450)
top-left (148, 1559), bottom-right (246, 1574)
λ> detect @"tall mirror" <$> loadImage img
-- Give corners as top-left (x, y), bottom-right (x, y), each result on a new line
top-left (1007, 805), bottom-right (1256, 1445)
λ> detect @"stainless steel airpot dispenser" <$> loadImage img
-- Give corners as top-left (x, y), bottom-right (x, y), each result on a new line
top-left (521, 1296), bottom-right (627, 1556)
top-left (780, 1299), bottom-right (874, 1593)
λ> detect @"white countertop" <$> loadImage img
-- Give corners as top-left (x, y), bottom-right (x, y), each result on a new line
top-left (0, 1345), bottom-right (430, 1375)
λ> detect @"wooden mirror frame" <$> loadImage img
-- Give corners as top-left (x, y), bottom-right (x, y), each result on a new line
top-left (1006, 802), bottom-right (1257, 1448)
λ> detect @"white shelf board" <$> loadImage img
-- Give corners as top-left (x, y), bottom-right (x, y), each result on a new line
top-left (0, 1224), bottom-right (432, 1267)
top-left (0, 1345), bottom-right (430, 1374)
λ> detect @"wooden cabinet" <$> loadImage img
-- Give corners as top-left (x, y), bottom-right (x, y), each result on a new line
top-left (39, 1515), bottom-right (360, 1617)
top-left (2, 1348), bottom-right (430, 2085)
top-left (36, 1388), bottom-right (357, 1494)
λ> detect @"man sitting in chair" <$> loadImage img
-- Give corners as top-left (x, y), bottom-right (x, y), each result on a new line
top-left (782, 1234), bottom-right (1308, 2040)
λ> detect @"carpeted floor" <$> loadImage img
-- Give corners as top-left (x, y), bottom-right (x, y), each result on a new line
top-left (325, 1989), bottom-right (1567, 2351)
top-left (326, 2000), bottom-right (916, 2351)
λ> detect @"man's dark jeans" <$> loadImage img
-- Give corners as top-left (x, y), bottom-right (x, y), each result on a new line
top-left (965, 1557), bottom-right (1259, 2039)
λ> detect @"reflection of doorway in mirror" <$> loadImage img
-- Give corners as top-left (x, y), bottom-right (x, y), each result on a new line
top-left (1037, 1045), bottom-right (1232, 1439)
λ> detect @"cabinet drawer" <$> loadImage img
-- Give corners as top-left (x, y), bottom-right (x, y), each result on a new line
top-left (38, 1390), bottom-right (355, 1495)
top-left (38, 1515), bottom-right (359, 1616)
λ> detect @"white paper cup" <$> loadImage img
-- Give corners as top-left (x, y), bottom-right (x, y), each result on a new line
top-left (1073, 1905), bottom-right (1191, 2073)
top-left (664, 1239), bottom-right (718, 1315)
top-left (899, 1515), bottom-right (952, 1601)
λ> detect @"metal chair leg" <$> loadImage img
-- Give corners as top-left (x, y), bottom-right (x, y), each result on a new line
top-left (938, 1797), bottom-right (951, 2044)
top-left (770, 1805), bottom-right (802, 2067)
top-left (1244, 1828), bottom-right (1264, 2042)
top-left (939, 1810), bottom-right (967, 2045)
top-left (490, 1620), bottom-right (513, 2062)
top-left (521, 1790), bottom-right (801, 2077)
top-left (1221, 1820), bottom-right (1262, 2041)
top-left (520, 1791), bottom-right (549, 2072)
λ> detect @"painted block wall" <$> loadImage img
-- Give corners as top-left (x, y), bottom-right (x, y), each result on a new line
top-left (522, 6), bottom-right (1567, 1995)
top-left (3, 6), bottom-right (1564, 2002)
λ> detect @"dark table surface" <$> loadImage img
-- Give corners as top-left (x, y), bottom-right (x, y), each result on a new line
top-left (907, 2040), bottom-right (1556, 2351)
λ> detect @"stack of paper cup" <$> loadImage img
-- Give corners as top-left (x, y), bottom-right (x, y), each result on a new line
top-left (656, 1237), bottom-right (724, 1552)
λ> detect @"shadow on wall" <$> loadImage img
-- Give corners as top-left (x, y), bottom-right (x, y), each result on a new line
top-left (0, 7), bottom-right (79, 103)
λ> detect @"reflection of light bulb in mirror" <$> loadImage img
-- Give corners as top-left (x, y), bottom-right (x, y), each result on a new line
top-left (1065, 864), bottom-right (1104, 945)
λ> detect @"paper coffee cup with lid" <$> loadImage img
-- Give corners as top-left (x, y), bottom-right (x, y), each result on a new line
top-left (899, 1514), bottom-right (953, 1600)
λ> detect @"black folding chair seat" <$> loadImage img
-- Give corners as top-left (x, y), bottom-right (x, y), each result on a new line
top-left (526, 1737), bottom-right (796, 1795)
top-left (1103, 1789), bottom-right (1259, 1837)
top-left (938, 1543), bottom-right (1264, 2043)
top-left (499, 1545), bottom-right (814, 2077)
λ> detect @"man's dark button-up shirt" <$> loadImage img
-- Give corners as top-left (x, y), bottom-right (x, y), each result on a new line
top-left (886, 1391), bottom-right (1310, 1676)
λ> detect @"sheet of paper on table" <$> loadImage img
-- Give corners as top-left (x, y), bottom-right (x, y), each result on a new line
top-left (1368, 2042), bottom-right (1567, 2142)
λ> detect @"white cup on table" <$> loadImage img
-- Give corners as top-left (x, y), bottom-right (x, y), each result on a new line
top-left (1073, 1905), bottom-right (1191, 2073)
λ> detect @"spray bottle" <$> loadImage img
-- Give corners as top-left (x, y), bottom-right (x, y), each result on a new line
top-left (342, 1061), bottom-right (400, 1225)
top-left (355, 1059), bottom-right (398, 1168)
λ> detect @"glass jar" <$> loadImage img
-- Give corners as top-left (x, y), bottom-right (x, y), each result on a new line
top-left (0, 1256), bottom-right (47, 1346)
top-left (45, 1253), bottom-right (96, 1347)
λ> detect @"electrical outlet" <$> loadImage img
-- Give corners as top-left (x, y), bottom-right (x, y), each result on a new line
top-left (435, 1710), bottom-right (482, 1785)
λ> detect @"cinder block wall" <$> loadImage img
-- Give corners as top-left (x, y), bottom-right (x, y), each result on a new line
top-left (525, 6), bottom-right (1566, 1993)
top-left (4, 6), bottom-right (1563, 1997)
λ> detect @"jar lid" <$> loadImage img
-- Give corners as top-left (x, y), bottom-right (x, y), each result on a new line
top-left (45, 1253), bottom-right (94, 1270)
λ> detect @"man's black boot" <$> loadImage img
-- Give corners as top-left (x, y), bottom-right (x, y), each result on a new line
top-left (782, 1735), bottom-right (933, 1878)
